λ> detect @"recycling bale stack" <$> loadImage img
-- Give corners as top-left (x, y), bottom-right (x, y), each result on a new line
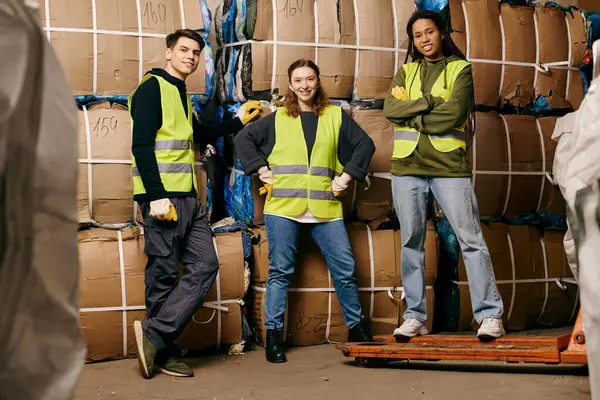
top-left (77, 101), bottom-right (210, 227)
top-left (78, 227), bottom-right (247, 362)
top-left (38, 0), bottom-right (214, 98)
top-left (457, 224), bottom-right (578, 331)
top-left (453, 0), bottom-right (587, 110)
top-left (216, 0), bottom-right (417, 102)
top-left (251, 221), bottom-right (439, 346)
top-left (470, 112), bottom-right (566, 220)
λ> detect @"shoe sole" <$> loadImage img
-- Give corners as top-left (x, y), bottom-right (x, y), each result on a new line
top-left (133, 321), bottom-right (151, 379)
top-left (394, 330), bottom-right (429, 339)
top-left (156, 367), bottom-right (194, 377)
top-left (266, 357), bottom-right (287, 363)
top-left (477, 332), bottom-right (505, 342)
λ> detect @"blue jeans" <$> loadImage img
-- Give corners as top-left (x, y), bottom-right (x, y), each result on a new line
top-left (391, 176), bottom-right (504, 323)
top-left (263, 215), bottom-right (363, 330)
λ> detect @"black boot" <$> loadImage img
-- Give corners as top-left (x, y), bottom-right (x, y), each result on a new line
top-left (348, 320), bottom-right (374, 343)
top-left (265, 329), bottom-right (287, 363)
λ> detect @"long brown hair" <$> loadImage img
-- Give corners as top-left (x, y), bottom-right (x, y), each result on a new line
top-left (284, 59), bottom-right (330, 118)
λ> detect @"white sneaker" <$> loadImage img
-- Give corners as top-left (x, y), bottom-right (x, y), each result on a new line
top-left (393, 318), bottom-right (429, 339)
top-left (477, 318), bottom-right (506, 341)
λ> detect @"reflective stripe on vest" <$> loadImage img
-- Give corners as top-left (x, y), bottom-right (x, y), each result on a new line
top-left (129, 74), bottom-right (198, 196)
top-left (392, 59), bottom-right (470, 159)
top-left (264, 105), bottom-right (344, 219)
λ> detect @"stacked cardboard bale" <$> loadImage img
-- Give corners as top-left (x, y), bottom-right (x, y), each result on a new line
top-left (470, 112), bottom-right (567, 220)
top-left (457, 224), bottom-right (578, 331)
top-left (453, 0), bottom-right (587, 109)
top-left (78, 227), bottom-right (247, 362)
top-left (216, 0), bottom-right (586, 110)
top-left (38, 0), bottom-right (213, 99)
top-left (77, 101), bottom-right (209, 227)
top-left (251, 221), bottom-right (438, 345)
top-left (217, 0), bottom-right (416, 101)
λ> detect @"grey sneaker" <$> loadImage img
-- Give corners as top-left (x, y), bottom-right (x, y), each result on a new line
top-left (393, 318), bottom-right (429, 339)
top-left (477, 318), bottom-right (506, 341)
top-left (133, 320), bottom-right (157, 379)
top-left (156, 354), bottom-right (194, 377)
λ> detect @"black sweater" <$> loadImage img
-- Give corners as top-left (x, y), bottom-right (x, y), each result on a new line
top-left (233, 109), bottom-right (375, 182)
top-left (131, 68), bottom-right (243, 202)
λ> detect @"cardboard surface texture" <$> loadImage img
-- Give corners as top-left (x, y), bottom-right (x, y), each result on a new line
top-left (251, 221), bottom-right (438, 345)
top-left (39, 0), bottom-right (207, 96)
top-left (78, 100), bottom-right (208, 226)
top-left (457, 224), bottom-right (578, 331)
top-left (457, 1), bottom-right (585, 109)
top-left (470, 111), bottom-right (565, 219)
top-left (78, 102), bottom-right (133, 225)
top-left (352, 109), bottom-right (394, 173)
top-left (249, 0), bottom-right (416, 99)
top-left (79, 228), bottom-right (245, 362)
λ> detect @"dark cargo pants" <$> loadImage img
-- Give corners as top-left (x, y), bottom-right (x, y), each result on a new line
top-left (138, 196), bottom-right (219, 351)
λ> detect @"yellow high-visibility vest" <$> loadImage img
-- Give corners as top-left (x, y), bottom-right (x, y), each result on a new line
top-left (392, 59), bottom-right (470, 159)
top-left (129, 73), bottom-right (198, 196)
top-left (264, 105), bottom-right (344, 219)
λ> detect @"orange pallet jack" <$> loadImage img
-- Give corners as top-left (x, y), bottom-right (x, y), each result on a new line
top-left (337, 310), bottom-right (587, 367)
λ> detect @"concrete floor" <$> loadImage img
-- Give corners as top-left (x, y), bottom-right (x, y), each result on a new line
top-left (74, 344), bottom-right (590, 400)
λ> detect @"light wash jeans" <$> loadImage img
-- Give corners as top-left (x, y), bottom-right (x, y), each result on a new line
top-left (391, 176), bottom-right (504, 323)
top-left (263, 214), bottom-right (363, 330)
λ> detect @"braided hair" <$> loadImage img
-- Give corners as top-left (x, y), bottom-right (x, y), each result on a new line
top-left (404, 11), bottom-right (465, 64)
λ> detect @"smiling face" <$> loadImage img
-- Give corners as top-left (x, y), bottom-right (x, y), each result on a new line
top-left (412, 18), bottom-right (444, 61)
top-left (289, 66), bottom-right (319, 104)
top-left (165, 37), bottom-right (202, 80)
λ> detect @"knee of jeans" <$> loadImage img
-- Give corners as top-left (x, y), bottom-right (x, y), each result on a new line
top-left (268, 264), bottom-right (294, 281)
top-left (401, 228), bottom-right (426, 248)
top-left (328, 252), bottom-right (357, 280)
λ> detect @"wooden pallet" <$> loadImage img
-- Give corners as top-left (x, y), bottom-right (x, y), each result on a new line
top-left (337, 311), bottom-right (587, 366)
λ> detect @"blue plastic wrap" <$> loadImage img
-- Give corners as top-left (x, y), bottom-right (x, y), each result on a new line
top-left (433, 217), bottom-right (460, 331)
top-left (415, 0), bottom-right (448, 12)
top-left (235, 0), bottom-right (247, 41)
top-left (224, 159), bottom-right (254, 225)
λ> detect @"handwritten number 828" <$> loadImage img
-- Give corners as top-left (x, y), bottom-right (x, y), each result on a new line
top-left (296, 311), bottom-right (324, 333)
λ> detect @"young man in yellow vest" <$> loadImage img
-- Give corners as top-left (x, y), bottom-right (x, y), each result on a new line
top-left (383, 11), bottom-right (505, 340)
top-left (130, 29), bottom-right (260, 379)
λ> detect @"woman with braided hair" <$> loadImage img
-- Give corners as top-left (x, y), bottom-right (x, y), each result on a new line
top-left (383, 10), bottom-right (505, 340)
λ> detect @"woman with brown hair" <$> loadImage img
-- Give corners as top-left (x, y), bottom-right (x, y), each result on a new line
top-left (234, 59), bottom-right (375, 363)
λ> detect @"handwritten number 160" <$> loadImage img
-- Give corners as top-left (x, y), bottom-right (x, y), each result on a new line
top-left (143, 1), bottom-right (167, 26)
top-left (283, 0), bottom-right (304, 18)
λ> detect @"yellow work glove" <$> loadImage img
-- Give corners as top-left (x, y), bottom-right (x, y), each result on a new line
top-left (257, 166), bottom-right (274, 201)
top-left (391, 86), bottom-right (409, 100)
top-left (149, 198), bottom-right (178, 222)
top-left (331, 172), bottom-right (353, 198)
top-left (258, 184), bottom-right (273, 201)
top-left (236, 100), bottom-right (262, 125)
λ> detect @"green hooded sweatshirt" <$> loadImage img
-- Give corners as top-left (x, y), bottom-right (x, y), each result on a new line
top-left (382, 55), bottom-right (473, 177)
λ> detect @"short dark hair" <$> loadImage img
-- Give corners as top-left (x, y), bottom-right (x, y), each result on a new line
top-left (166, 29), bottom-right (205, 51)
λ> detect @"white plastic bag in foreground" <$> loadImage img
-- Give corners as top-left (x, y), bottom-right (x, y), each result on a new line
top-left (551, 111), bottom-right (578, 277)
top-left (562, 39), bottom-right (600, 400)
top-left (0, 1), bottom-right (85, 399)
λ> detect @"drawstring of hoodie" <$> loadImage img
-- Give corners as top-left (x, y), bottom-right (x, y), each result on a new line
top-left (443, 58), bottom-right (448, 89)
top-left (408, 58), bottom-right (449, 96)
